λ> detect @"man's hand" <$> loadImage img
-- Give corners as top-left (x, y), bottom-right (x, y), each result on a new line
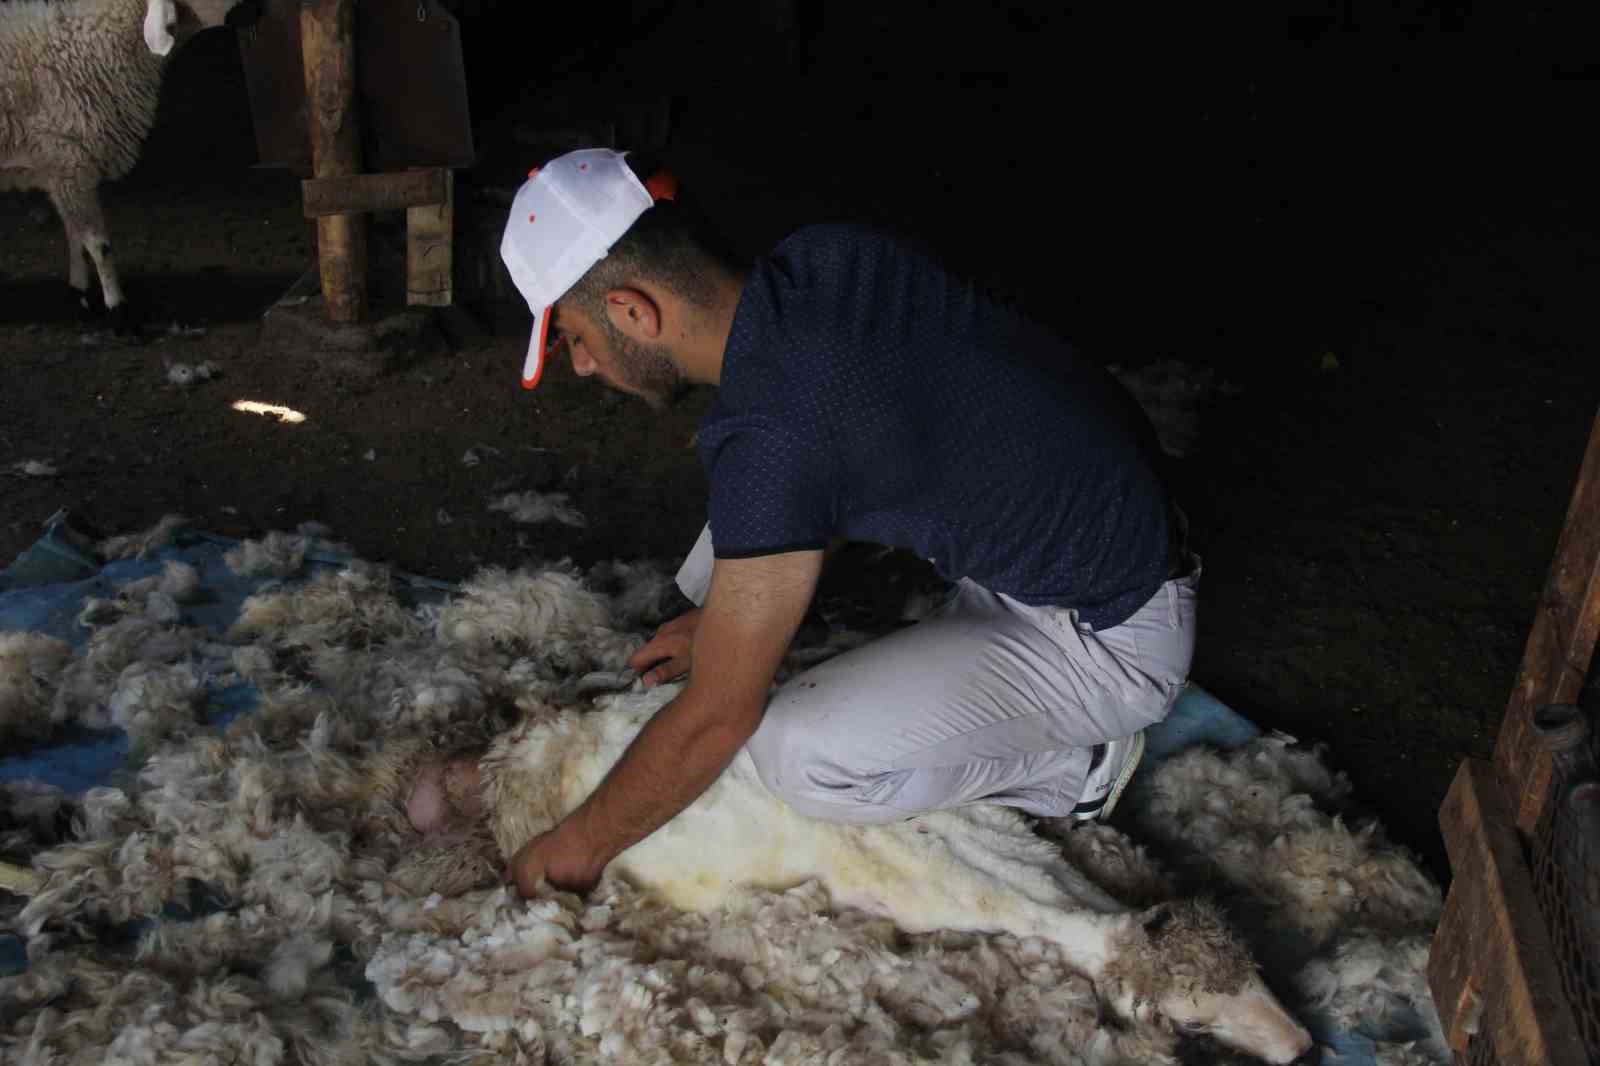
top-left (505, 550), bottom-right (823, 901)
top-left (507, 821), bottom-right (606, 898)
top-left (629, 607), bottom-right (702, 687)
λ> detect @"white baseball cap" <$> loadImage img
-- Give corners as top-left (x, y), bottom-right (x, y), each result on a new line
top-left (499, 148), bottom-right (676, 390)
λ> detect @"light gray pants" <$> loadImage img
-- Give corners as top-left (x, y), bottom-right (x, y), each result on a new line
top-left (675, 524), bottom-right (1199, 823)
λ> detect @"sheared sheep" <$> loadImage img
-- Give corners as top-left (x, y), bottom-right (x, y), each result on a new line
top-left (0, 0), bottom-right (241, 328)
top-left (414, 683), bottom-right (1317, 1065)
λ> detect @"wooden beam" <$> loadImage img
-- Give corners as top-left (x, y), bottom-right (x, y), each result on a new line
top-left (301, 0), bottom-right (367, 324)
top-left (302, 170), bottom-right (448, 217)
top-left (1494, 407), bottom-right (1600, 834)
top-left (406, 169), bottom-right (453, 307)
top-left (1429, 758), bottom-right (1587, 1065)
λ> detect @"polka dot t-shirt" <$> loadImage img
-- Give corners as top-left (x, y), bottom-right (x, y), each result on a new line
top-left (696, 223), bottom-right (1172, 631)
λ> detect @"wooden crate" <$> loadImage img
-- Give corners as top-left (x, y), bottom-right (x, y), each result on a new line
top-left (1429, 406), bottom-right (1600, 1065)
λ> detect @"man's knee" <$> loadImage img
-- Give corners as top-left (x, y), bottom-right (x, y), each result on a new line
top-left (746, 710), bottom-right (903, 825)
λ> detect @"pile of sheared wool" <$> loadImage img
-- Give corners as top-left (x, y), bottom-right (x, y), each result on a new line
top-left (1, 524), bottom-right (1446, 1065)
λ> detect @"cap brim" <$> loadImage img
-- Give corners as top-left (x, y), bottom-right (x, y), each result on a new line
top-left (521, 305), bottom-right (552, 390)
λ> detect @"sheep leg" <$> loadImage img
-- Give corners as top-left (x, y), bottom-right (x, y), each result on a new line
top-left (48, 177), bottom-right (125, 315)
top-left (75, 191), bottom-right (125, 313)
top-left (61, 215), bottom-right (90, 302)
top-left (46, 188), bottom-right (93, 311)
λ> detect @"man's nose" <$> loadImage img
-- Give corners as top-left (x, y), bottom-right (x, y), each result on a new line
top-left (571, 348), bottom-right (597, 376)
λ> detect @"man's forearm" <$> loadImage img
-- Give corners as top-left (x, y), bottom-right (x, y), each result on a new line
top-left (562, 684), bottom-right (763, 869)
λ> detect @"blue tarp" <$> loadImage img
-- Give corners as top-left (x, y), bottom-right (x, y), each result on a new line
top-left (0, 520), bottom-right (1426, 1061)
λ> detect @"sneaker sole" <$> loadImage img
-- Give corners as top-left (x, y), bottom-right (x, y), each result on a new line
top-left (1073, 730), bottom-right (1146, 822)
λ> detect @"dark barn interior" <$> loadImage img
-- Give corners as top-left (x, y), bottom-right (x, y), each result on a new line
top-left (5, 0), bottom-right (1600, 891)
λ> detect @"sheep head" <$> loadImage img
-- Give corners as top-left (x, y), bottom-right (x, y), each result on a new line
top-left (143, 0), bottom-right (246, 57)
top-left (1101, 899), bottom-right (1315, 1065)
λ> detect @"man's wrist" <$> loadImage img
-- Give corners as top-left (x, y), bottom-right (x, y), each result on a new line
top-left (557, 806), bottom-right (615, 881)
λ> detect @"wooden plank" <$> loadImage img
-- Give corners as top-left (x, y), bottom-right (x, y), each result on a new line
top-left (406, 169), bottom-right (453, 307)
top-left (1494, 407), bottom-right (1600, 834)
top-left (302, 170), bottom-right (447, 218)
top-left (1430, 758), bottom-right (1588, 1066)
top-left (301, 0), bottom-right (367, 324)
top-left (1431, 856), bottom-right (1487, 1051)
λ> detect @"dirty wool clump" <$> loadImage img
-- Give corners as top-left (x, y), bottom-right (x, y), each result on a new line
top-left (224, 530), bottom-right (311, 578)
top-left (230, 563), bottom-right (422, 651)
top-left (1136, 734), bottom-right (1443, 947)
top-left (426, 563), bottom-right (640, 675)
top-left (50, 616), bottom-right (198, 733)
top-left (1101, 898), bottom-right (1259, 1007)
top-left (96, 513), bottom-right (188, 561)
top-left (487, 490), bottom-right (588, 529)
top-left (0, 529), bottom-right (1450, 1065)
top-left (1038, 819), bottom-right (1175, 910)
top-left (0, 632), bottom-right (74, 745)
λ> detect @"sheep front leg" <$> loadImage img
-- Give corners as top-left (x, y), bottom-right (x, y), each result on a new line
top-left (49, 177), bottom-right (128, 326)
top-left (63, 219), bottom-right (90, 305)
top-left (46, 186), bottom-right (92, 311)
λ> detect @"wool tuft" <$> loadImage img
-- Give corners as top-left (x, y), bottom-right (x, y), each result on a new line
top-left (264, 934), bottom-right (336, 999)
top-left (0, 632), bottom-right (74, 744)
top-left (98, 513), bottom-right (188, 561)
top-left (231, 565), bottom-right (422, 651)
top-left (487, 490), bottom-right (588, 528)
top-left (427, 564), bottom-right (637, 672)
top-left (107, 659), bottom-right (203, 751)
top-left (225, 530), bottom-right (311, 578)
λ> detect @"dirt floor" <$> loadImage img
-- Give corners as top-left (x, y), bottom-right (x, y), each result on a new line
top-left (4, 6), bottom-right (1599, 885)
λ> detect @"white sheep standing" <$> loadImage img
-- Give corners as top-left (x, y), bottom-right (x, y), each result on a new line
top-left (0, 0), bottom-right (240, 328)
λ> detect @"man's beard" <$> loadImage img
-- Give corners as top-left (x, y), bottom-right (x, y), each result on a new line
top-left (609, 332), bottom-right (689, 411)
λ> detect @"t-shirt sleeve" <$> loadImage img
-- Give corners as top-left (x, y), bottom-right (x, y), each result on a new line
top-left (702, 420), bottom-right (835, 558)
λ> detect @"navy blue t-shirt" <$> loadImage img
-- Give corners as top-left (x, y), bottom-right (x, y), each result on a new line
top-left (696, 223), bottom-right (1171, 631)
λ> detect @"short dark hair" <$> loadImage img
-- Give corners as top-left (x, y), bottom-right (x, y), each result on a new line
top-left (562, 153), bottom-right (744, 330)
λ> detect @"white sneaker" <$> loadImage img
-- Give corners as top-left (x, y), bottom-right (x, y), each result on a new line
top-left (1072, 730), bottom-right (1146, 822)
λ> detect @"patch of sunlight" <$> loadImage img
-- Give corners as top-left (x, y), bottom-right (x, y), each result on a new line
top-left (231, 400), bottom-right (307, 425)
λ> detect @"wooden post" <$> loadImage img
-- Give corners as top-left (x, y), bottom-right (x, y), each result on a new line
top-left (302, 169), bottom-right (448, 217)
top-left (1493, 408), bottom-right (1600, 835)
top-left (1429, 759), bottom-right (1588, 1065)
top-left (301, 0), bottom-right (367, 323)
top-left (406, 168), bottom-right (453, 307)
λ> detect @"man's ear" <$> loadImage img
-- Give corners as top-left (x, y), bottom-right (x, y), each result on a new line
top-left (603, 287), bottom-right (663, 342)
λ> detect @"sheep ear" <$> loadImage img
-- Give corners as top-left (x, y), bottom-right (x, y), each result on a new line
top-left (1141, 903), bottom-right (1174, 940)
top-left (143, 0), bottom-right (178, 56)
